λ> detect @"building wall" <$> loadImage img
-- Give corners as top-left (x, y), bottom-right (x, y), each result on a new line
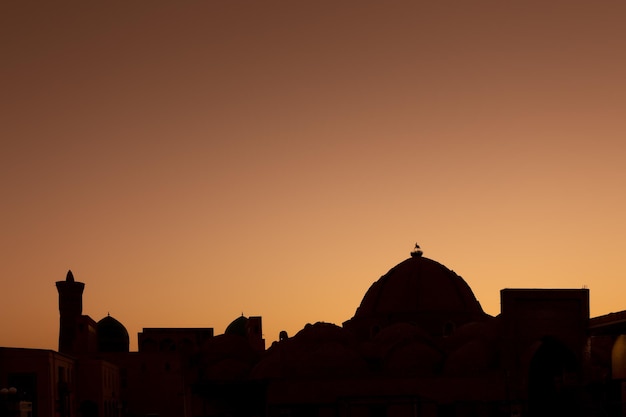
top-left (75, 317), bottom-right (98, 355)
top-left (138, 328), bottom-right (213, 354)
top-left (98, 352), bottom-right (189, 417)
top-left (0, 348), bottom-right (76, 417)
top-left (500, 288), bottom-right (590, 411)
top-left (76, 358), bottom-right (120, 417)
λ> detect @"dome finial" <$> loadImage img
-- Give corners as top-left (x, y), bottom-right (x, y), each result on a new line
top-left (66, 270), bottom-right (75, 282)
top-left (410, 243), bottom-right (423, 258)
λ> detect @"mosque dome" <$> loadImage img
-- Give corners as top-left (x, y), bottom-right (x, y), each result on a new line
top-left (97, 314), bottom-right (130, 353)
top-left (344, 250), bottom-right (489, 339)
top-left (225, 315), bottom-right (248, 338)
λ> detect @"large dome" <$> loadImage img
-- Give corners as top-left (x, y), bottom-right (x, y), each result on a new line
top-left (344, 253), bottom-right (489, 339)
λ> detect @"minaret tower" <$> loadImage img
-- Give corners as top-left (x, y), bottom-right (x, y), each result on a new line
top-left (56, 270), bottom-right (85, 354)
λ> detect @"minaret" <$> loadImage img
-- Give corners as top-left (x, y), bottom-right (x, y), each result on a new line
top-left (56, 270), bottom-right (85, 354)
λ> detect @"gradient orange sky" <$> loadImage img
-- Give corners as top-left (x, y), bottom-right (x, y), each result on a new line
top-left (2, 1), bottom-right (626, 351)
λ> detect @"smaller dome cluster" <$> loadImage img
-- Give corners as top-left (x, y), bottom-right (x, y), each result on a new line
top-left (251, 319), bottom-right (499, 380)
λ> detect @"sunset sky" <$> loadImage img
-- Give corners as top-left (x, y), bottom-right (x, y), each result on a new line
top-left (2, 1), bottom-right (626, 351)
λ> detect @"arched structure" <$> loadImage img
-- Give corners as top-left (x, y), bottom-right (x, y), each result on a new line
top-left (344, 252), bottom-right (490, 339)
top-left (527, 336), bottom-right (580, 417)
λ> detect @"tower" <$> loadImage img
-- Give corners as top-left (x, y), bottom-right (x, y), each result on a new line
top-left (56, 270), bottom-right (85, 354)
top-left (247, 316), bottom-right (265, 352)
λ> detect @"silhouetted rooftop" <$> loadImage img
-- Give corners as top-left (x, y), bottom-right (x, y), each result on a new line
top-left (354, 256), bottom-right (484, 318)
top-left (97, 314), bottom-right (129, 353)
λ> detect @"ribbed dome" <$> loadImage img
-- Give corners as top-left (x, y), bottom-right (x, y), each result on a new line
top-left (97, 314), bottom-right (129, 353)
top-left (345, 255), bottom-right (488, 339)
top-left (225, 315), bottom-right (248, 337)
top-left (357, 256), bottom-right (483, 316)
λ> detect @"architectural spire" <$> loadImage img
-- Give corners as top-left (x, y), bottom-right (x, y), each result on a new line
top-left (56, 269), bottom-right (85, 354)
top-left (410, 243), bottom-right (423, 258)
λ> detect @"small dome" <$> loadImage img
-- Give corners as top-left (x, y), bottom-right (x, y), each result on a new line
top-left (384, 339), bottom-right (444, 376)
top-left (251, 322), bottom-right (366, 379)
top-left (372, 322), bottom-right (434, 356)
top-left (444, 338), bottom-right (495, 375)
top-left (97, 314), bottom-right (129, 353)
top-left (225, 315), bottom-right (248, 338)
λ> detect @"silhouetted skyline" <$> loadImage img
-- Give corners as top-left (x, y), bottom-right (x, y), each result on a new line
top-left (2, 1), bottom-right (626, 350)
top-left (4, 251), bottom-right (610, 417)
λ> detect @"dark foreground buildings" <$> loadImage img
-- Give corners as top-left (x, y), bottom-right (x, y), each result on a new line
top-left (3, 247), bottom-right (626, 417)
